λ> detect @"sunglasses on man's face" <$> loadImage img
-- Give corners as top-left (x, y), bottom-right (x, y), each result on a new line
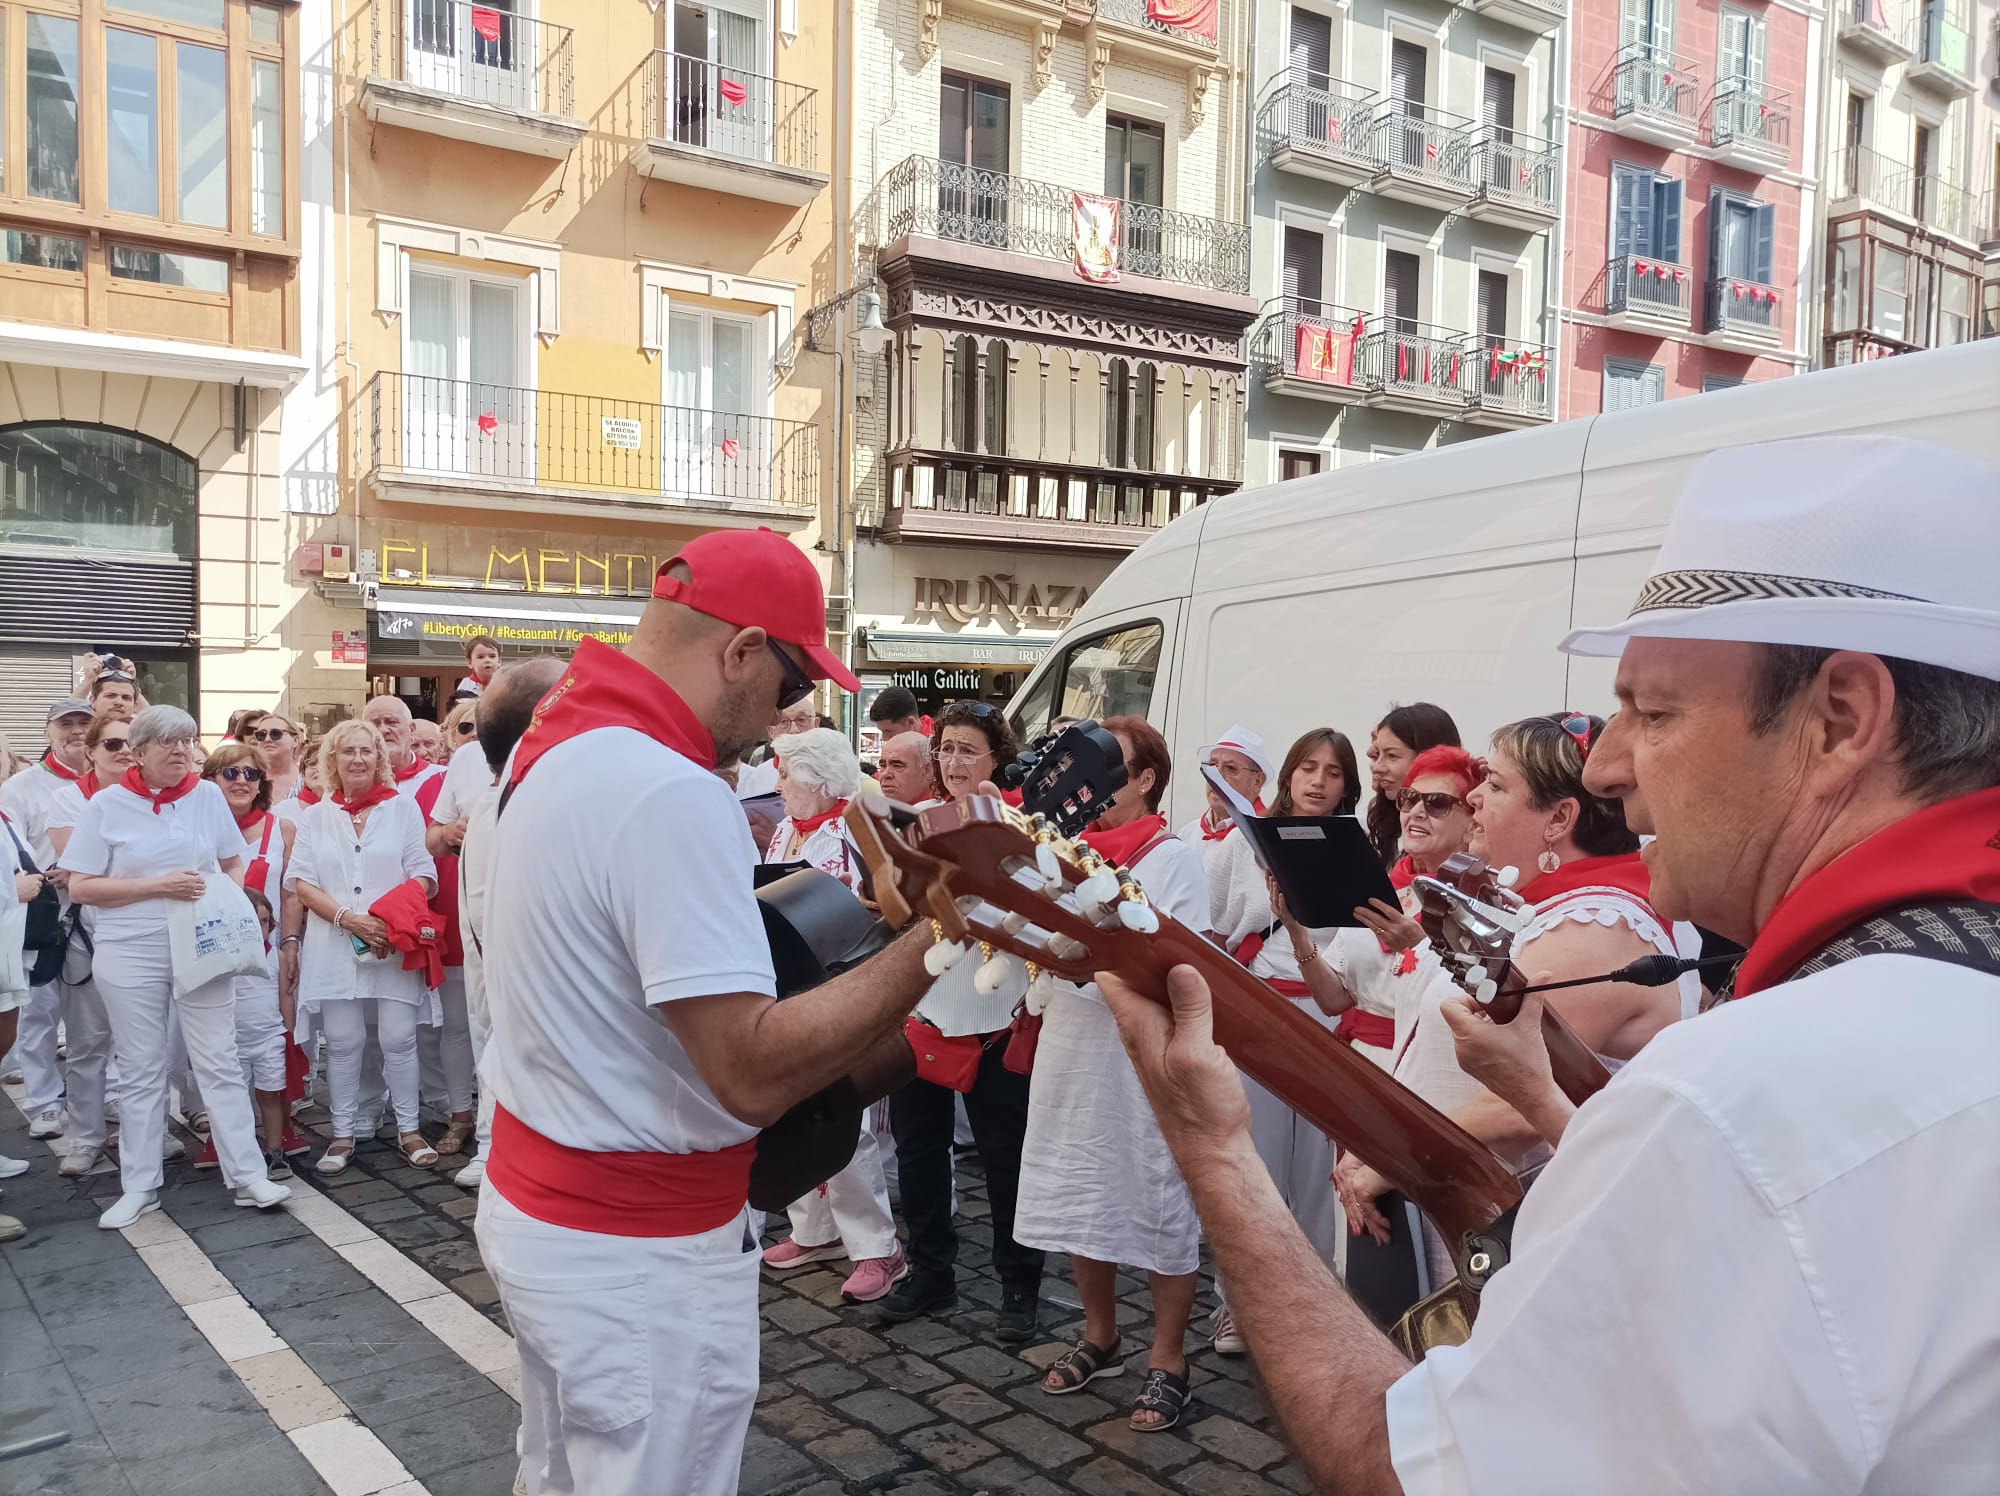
top-left (219, 765), bottom-right (266, 784)
top-left (767, 640), bottom-right (816, 712)
top-left (1397, 789), bottom-right (1466, 816)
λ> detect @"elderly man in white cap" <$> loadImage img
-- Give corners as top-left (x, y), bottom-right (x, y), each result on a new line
top-left (1097, 435), bottom-right (2000, 1495)
top-left (1177, 725), bottom-right (1274, 882)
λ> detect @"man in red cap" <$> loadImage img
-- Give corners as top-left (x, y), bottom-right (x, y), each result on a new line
top-left (476, 529), bottom-right (943, 1496)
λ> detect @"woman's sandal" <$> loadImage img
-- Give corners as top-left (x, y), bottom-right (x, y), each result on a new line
top-left (314, 1141), bottom-right (355, 1177)
top-left (400, 1132), bottom-right (440, 1167)
top-left (1129, 1366), bottom-right (1191, 1432)
top-left (435, 1117), bottom-right (475, 1156)
top-left (1041, 1336), bottom-right (1125, 1395)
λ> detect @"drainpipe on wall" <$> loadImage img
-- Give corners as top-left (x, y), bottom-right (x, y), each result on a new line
top-left (829, 0), bottom-right (853, 734)
top-left (1549, 10), bottom-right (1571, 422)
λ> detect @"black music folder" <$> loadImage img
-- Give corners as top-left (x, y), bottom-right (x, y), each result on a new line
top-left (1201, 765), bottom-right (1397, 928)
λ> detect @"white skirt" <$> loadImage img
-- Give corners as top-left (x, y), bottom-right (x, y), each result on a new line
top-left (1013, 989), bottom-right (1201, 1276)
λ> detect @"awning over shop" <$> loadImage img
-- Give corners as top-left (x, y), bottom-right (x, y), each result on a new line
top-left (372, 587), bottom-right (647, 661)
top-left (861, 630), bottom-right (1053, 667)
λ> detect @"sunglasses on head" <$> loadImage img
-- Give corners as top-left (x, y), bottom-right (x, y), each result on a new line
top-left (950, 701), bottom-right (998, 719)
top-left (218, 765), bottom-right (266, 783)
top-left (1558, 712), bottom-right (1600, 763)
top-left (767, 640), bottom-right (815, 711)
top-left (1397, 789), bottom-right (1466, 816)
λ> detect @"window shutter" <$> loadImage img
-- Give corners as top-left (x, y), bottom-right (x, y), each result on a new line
top-left (1644, 364), bottom-right (1667, 403)
top-left (1290, 9), bottom-right (1332, 86)
top-left (1612, 164), bottom-right (1646, 257)
top-left (1604, 361), bottom-right (1633, 412)
top-left (1649, 0), bottom-right (1675, 55)
top-left (1706, 186), bottom-right (1726, 282)
top-left (1482, 68), bottom-right (1516, 132)
top-left (1718, 11), bottom-right (1746, 82)
top-left (1746, 13), bottom-right (1767, 84)
top-left (1753, 202), bottom-right (1776, 285)
top-left (1390, 40), bottom-right (1425, 104)
top-left (1619, 0), bottom-right (1648, 49)
top-left (1653, 176), bottom-right (1683, 262)
top-left (1282, 226), bottom-right (1324, 308)
top-left (1477, 270), bottom-right (1508, 339)
top-left (1383, 250), bottom-right (1419, 328)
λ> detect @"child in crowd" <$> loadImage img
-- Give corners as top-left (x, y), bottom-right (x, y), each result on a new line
top-left (238, 889), bottom-right (293, 1181)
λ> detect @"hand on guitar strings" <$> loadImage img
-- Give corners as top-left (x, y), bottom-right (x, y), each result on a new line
top-left (1332, 1153), bottom-right (1395, 1246)
top-left (1099, 964), bottom-right (1254, 1168)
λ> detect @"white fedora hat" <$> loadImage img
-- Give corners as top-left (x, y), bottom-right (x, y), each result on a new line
top-left (1197, 724), bottom-right (1276, 787)
top-left (1561, 435), bottom-right (2000, 682)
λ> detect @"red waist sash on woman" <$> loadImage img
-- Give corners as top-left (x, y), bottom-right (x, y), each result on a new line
top-left (1231, 929), bottom-right (1394, 1047)
top-left (487, 1106), bottom-right (755, 1238)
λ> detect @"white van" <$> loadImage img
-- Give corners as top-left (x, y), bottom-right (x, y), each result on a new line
top-left (1006, 339), bottom-right (2000, 830)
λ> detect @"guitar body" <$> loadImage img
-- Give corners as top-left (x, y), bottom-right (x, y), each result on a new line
top-left (748, 870), bottom-right (916, 1212)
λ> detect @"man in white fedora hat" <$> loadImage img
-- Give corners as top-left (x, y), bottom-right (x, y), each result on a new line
top-left (1097, 435), bottom-right (2000, 1494)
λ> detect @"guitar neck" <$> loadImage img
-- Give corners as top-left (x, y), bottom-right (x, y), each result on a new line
top-left (1485, 963), bottom-right (1614, 1107)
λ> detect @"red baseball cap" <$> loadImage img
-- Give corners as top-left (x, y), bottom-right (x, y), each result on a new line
top-left (653, 527), bottom-right (860, 691)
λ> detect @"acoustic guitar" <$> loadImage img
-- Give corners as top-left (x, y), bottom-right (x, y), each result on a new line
top-left (844, 792), bottom-right (1530, 1355)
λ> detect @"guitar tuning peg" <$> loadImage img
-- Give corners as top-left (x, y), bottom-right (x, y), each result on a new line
top-left (1001, 910), bottom-right (1029, 935)
top-left (1475, 978), bottom-right (1499, 1006)
top-left (1077, 867), bottom-right (1121, 908)
top-left (1467, 963), bottom-right (1489, 986)
top-left (974, 948), bottom-right (1019, 995)
top-left (1025, 965), bottom-right (1060, 1015)
top-left (1496, 866), bottom-right (1520, 890)
top-left (1047, 933), bottom-right (1088, 962)
top-left (923, 938), bottom-right (969, 978)
top-left (1117, 900), bottom-right (1159, 933)
top-left (1035, 843), bottom-right (1063, 888)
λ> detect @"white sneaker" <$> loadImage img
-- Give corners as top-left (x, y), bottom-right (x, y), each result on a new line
top-left (453, 1156), bottom-right (485, 1189)
top-left (235, 1178), bottom-right (293, 1210)
top-left (0, 1068), bottom-right (22, 1085)
top-left (27, 1107), bottom-right (64, 1139)
top-left (58, 1146), bottom-right (103, 1178)
top-left (103, 1098), bottom-right (120, 1123)
top-left (0, 1153), bottom-right (27, 1179)
top-left (0, 1213), bottom-right (23, 1243)
top-left (1212, 1306), bottom-right (1247, 1356)
top-left (161, 1136), bottom-right (186, 1161)
top-left (98, 1191), bottom-right (160, 1230)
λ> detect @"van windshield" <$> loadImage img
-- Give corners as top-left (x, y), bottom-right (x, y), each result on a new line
top-left (1013, 620), bottom-right (1163, 739)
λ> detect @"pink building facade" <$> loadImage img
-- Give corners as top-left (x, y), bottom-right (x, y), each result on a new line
top-left (1561, 0), bottom-right (1813, 414)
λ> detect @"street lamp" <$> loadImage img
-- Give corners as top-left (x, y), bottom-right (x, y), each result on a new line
top-left (852, 285), bottom-right (892, 362)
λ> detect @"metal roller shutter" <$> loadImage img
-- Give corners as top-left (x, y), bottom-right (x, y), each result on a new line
top-left (0, 649), bottom-right (76, 754)
top-left (0, 552), bottom-right (196, 649)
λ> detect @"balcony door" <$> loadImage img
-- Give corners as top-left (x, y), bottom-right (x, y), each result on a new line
top-left (404, 268), bottom-right (532, 482)
top-left (940, 73), bottom-right (1010, 241)
top-left (1481, 66), bottom-right (1520, 192)
top-left (1387, 39), bottom-right (1427, 168)
top-left (1106, 114), bottom-right (1165, 273)
top-left (1289, 7), bottom-right (1332, 89)
top-left (407, 0), bottom-right (530, 111)
top-left (1283, 225), bottom-right (1324, 313)
top-left (670, 0), bottom-right (767, 161)
top-left (665, 306), bottom-right (765, 503)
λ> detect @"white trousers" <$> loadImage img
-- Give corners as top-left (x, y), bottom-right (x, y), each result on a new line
top-left (96, 938), bottom-right (265, 1191)
top-left (465, 998), bottom-right (495, 1160)
top-left (416, 971), bottom-right (474, 1114)
top-left (59, 977), bottom-right (114, 1152)
top-left (1245, 1074), bottom-right (1346, 1268)
top-left (7, 981), bottom-right (64, 1113)
top-left (321, 1000), bottom-right (420, 1137)
top-left (477, 1185), bottom-right (760, 1496)
top-left (785, 1125), bottom-right (898, 1261)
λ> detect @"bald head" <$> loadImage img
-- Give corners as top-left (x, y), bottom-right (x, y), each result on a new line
top-left (363, 693), bottom-right (415, 766)
top-left (479, 657), bottom-right (568, 775)
top-left (876, 731), bottom-right (934, 804)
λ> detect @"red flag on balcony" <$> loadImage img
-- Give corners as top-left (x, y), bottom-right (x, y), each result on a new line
top-left (720, 436), bottom-right (740, 460)
top-left (1758, 103), bottom-right (1770, 117)
top-left (1326, 115), bottom-right (1342, 144)
top-left (1768, 289), bottom-right (1780, 306)
top-left (1145, 0), bottom-right (1219, 42)
top-left (718, 76), bottom-right (748, 107)
top-left (1634, 259), bottom-right (1650, 276)
top-left (1520, 164), bottom-right (1531, 183)
top-left (477, 412), bottom-right (498, 435)
top-left (1397, 343), bottom-right (1410, 381)
top-left (1294, 319), bottom-right (1355, 385)
top-left (1734, 282), bottom-right (1745, 299)
top-left (1425, 141), bottom-right (1440, 162)
top-left (1673, 266), bottom-right (1687, 283)
top-left (469, 5), bottom-right (502, 42)
top-left (1655, 264), bottom-right (1671, 279)
top-left (1448, 348), bottom-right (1460, 383)
top-left (1662, 71), bottom-right (1673, 86)
top-left (1071, 192), bottom-right (1122, 284)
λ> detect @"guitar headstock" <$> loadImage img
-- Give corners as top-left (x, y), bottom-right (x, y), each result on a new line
top-left (1007, 720), bottom-right (1129, 838)
top-left (1410, 852), bottom-right (1532, 1021)
top-left (845, 792), bottom-right (1167, 994)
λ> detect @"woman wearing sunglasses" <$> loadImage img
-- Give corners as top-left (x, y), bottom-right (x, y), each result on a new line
top-left (247, 715), bottom-right (304, 811)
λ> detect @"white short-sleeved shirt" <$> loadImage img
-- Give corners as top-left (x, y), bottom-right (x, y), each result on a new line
top-left (286, 796), bottom-right (437, 1006)
top-left (0, 761), bottom-right (73, 867)
top-left (57, 779), bottom-right (243, 939)
top-left (1385, 954), bottom-right (2000, 1496)
top-left (481, 728), bottom-right (777, 1154)
top-left (457, 782), bottom-right (501, 1020)
top-left (430, 740), bottom-right (491, 826)
top-left (46, 781), bottom-right (87, 836)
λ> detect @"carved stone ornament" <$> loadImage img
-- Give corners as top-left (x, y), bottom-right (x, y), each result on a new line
top-left (1187, 63), bottom-right (1214, 128)
top-left (1032, 19), bottom-right (1058, 93)
top-left (1085, 38), bottom-right (1110, 102)
top-left (917, 0), bottom-right (942, 60)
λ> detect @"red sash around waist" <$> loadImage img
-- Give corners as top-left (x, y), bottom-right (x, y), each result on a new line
top-left (1334, 1009), bottom-right (1395, 1048)
top-left (487, 1106), bottom-right (755, 1238)
top-left (1230, 929), bottom-right (1311, 998)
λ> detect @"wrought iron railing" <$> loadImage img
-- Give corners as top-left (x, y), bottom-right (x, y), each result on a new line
top-left (367, 0), bottom-right (574, 118)
top-left (1705, 274), bottom-right (1781, 337)
top-left (1711, 79), bottom-right (1790, 160)
top-left (1471, 128), bottom-right (1559, 213)
top-left (878, 155), bottom-right (1251, 295)
top-left (1831, 145), bottom-right (1905, 208)
top-left (891, 457), bottom-right (1211, 539)
top-left (642, 50), bottom-right (819, 174)
top-left (1894, 169), bottom-right (1978, 240)
top-left (1357, 317), bottom-right (1472, 404)
top-left (1916, 0), bottom-right (1973, 78)
top-left (1611, 46), bottom-right (1699, 133)
top-left (1091, 0), bottom-right (1220, 50)
top-left (1981, 189), bottom-right (2000, 247)
top-left (1370, 100), bottom-right (1476, 192)
top-left (1606, 253), bottom-right (1693, 320)
top-left (1465, 333), bottom-right (1553, 420)
top-left (1249, 296), bottom-right (1371, 385)
top-left (368, 373), bottom-right (818, 511)
top-left (1842, 0), bottom-right (1917, 48)
top-left (1260, 67), bottom-right (1382, 176)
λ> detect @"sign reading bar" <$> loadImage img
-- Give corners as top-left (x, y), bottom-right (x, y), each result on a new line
top-left (601, 417), bottom-right (643, 450)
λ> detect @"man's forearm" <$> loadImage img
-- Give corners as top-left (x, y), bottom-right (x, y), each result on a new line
top-left (741, 925), bottom-right (933, 1114)
top-left (1181, 1132), bottom-right (1410, 1496)
top-left (1447, 1090), bottom-right (1555, 1166)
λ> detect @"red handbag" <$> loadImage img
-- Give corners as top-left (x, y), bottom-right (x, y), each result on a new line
top-left (904, 1014), bottom-right (984, 1092)
top-left (1001, 1004), bottom-right (1041, 1076)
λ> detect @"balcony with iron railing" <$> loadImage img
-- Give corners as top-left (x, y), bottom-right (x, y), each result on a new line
top-left (1368, 101), bottom-right (1477, 210)
top-left (360, 0), bottom-right (583, 158)
top-left (1705, 274), bottom-right (1783, 350)
top-left (1831, 147), bottom-right (1981, 244)
top-left (1261, 68), bottom-right (1383, 187)
top-left (1359, 317), bottom-right (1478, 415)
top-left (1088, 0), bottom-right (1221, 61)
top-left (1463, 0), bottom-right (1566, 38)
top-left (1467, 129), bottom-right (1560, 228)
top-left (1709, 80), bottom-right (1790, 170)
top-left (877, 155), bottom-right (1252, 296)
top-left (1908, 0), bottom-right (1975, 93)
top-left (1463, 333), bottom-right (1554, 427)
top-left (879, 454), bottom-right (1219, 551)
top-left (1605, 253), bottom-right (1694, 331)
top-left (1981, 189), bottom-right (2000, 252)
top-left (633, 51), bottom-right (826, 205)
top-left (1608, 47), bottom-right (1700, 148)
top-left (1837, 0), bottom-right (1917, 62)
top-left (1250, 297), bottom-right (1374, 403)
top-left (365, 372), bottom-right (819, 523)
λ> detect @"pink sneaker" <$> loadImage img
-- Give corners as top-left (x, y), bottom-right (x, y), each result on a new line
top-left (841, 1246), bottom-right (909, 1304)
top-left (761, 1237), bottom-right (845, 1271)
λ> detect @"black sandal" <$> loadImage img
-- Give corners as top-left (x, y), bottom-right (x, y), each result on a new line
top-left (1041, 1336), bottom-right (1125, 1394)
top-left (1129, 1365), bottom-right (1191, 1431)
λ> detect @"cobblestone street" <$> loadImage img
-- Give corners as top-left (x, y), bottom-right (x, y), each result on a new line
top-left (2, 1083), bottom-right (1303, 1496)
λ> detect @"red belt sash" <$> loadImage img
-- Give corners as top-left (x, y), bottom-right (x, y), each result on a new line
top-left (1230, 929), bottom-right (1310, 998)
top-left (487, 1106), bottom-right (754, 1238)
top-left (1233, 930), bottom-right (1393, 1046)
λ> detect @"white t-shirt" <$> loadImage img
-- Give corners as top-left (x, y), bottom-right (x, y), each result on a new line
top-left (457, 782), bottom-right (501, 1022)
top-left (1386, 953), bottom-right (2000, 1496)
top-left (0, 760), bottom-right (74, 867)
top-left (46, 781), bottom-right (87, 836)
top-left (482, 728), bottom-right (777, 1154)
top-left (57, 779), bottom-right (243, 939)
top-left (286, 796), bottom-right (437, 1007)
top-left (430, 740), bottom-right (492, 826)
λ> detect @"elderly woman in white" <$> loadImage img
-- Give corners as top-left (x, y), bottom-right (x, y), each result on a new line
top-left (61, 706), bottom-right (291, 1228)
top-left (757, 728), bottom-right (907, 1303)
top-left (287, 720), bottom-right (438, 1174)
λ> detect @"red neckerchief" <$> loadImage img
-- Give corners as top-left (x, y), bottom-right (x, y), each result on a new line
top-left (1736, 785), bottom-right (2000, 997)
top-left (297, 786), bottom-right (322, 806)
top-left (78, 770), bottom-right (103, 800)
top-left (512, 638), bottom-right (717, 785)
top-left (1389, 855), bottom-right (1416, 889)
top-left (1079, 812), bottom-right (1170, 869)
top-left (41, 751), bottom-right (82, 783)
top-left (333, 784), bottom-right (400, 815)
top-left (393, 756), bottom-right (430, 784)
top-left (1519, 849), bottom-right (1652, 906)
top-left (1198, 798), bottom-right (1266, 841)
top-left (120, 767), bottom-right (200, 814)
top-left (234, 804), bottom-right (269, 832)
top-left (791, 800), bottom-right (849, 836)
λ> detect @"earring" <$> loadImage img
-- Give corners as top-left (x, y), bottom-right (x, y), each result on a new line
top-left (1538, 846), bottom-right (1562, 875)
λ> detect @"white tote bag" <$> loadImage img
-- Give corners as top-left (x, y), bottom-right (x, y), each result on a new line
top-left (167, 873), bottom-right (267, 997)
